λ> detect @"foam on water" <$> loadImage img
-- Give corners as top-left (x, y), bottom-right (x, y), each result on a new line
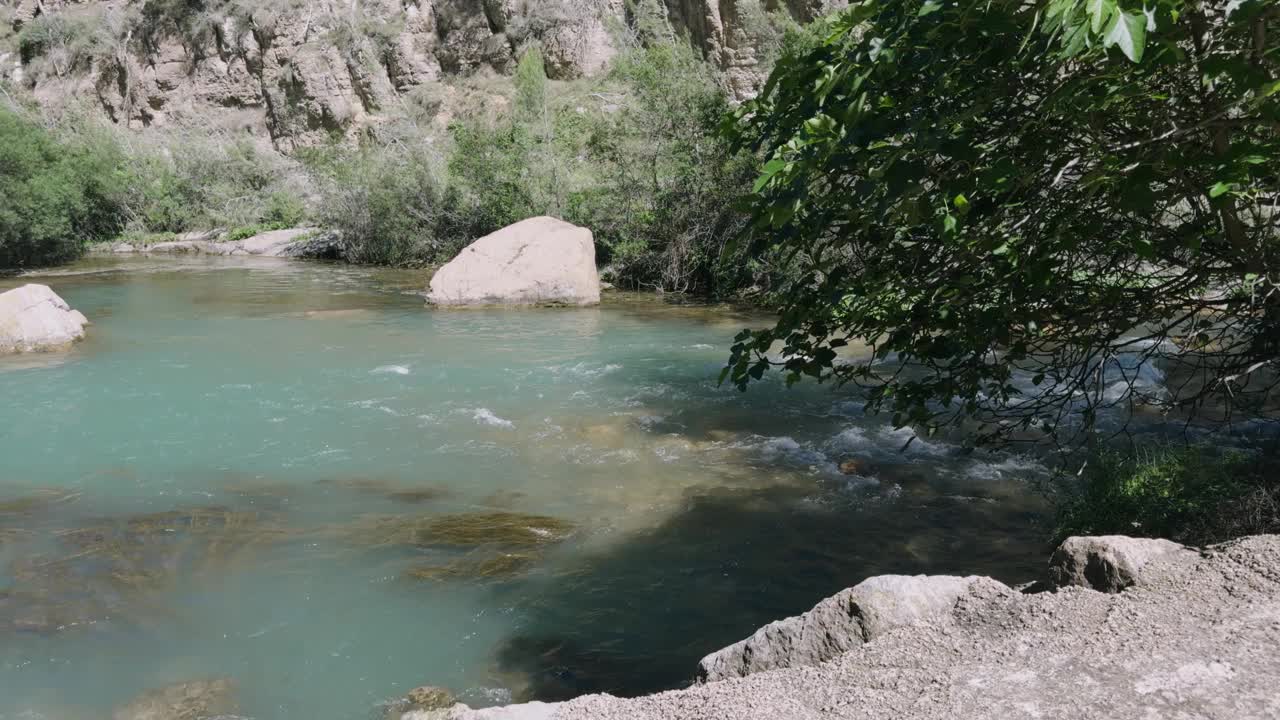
top-left (372, 364), bottom-right (411, 376)
top-left (468, 408), bottom-right (516, 429)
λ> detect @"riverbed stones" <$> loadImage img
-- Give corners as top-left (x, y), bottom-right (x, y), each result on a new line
top-left (427, 217), bottom-right (601, 307)
top-left (0, 284), bottom-right (89, 353)
top-left (112, 677), bottom-right (237, 720)
top-left (1048, 535), bottom-right (1197, 593)
top-left (696, 574), bottom-right (1001, 682)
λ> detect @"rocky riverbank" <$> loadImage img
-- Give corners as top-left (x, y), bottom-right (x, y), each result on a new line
top-left (402, 534), bottom-right (1280, 720)
top-left (96, 228), bottom-right (340, 260)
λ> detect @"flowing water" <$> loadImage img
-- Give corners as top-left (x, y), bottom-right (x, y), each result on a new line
top-left (0, 256), bottom-right (1053, 719)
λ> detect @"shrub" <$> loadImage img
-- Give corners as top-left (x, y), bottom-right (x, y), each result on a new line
top-left (1055, 445), bottom-right (1280, 546)
top-left (573, 41), bottom-right (756, 294)
top-left (0, 108), bottom-right (128, 268)
top-left (119, 132), bottom-right (308, 234)
top-left (446, 122), bottom-right (541, 236)
top-left (308, 141), bottom-right (456, 267)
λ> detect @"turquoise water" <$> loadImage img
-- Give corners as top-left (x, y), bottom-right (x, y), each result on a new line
top-left (0, 256), bottom-right (1049, 719)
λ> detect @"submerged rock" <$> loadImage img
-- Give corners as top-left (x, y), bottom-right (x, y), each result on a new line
top-left (406, 552), bottom-right (538, 582)
top-left (417, 512), bottom-right (575, 548)
top-left (407, 686), bottom-right (456, 711)
top-left (1048, 535), bottom-right (1196, 593)
top-left (2, 505), bottom-right (291, 636)
top-left (697, 574), bottom-right (1005, 682)
top-left (337, 511), bottom-right (573, 551)
top-left (381, 685), bottom-right (457, 720)
top-left (0, 488), bottom-right (80, 518)
top-left (427, 217), bottom-right (601, 307)
top-left (323, 477), bottom-right (449, 505)
top-left (838, 457), bottom-right (874, 476)
top-left (112, 677), bottom-right (237, 720)
top-left (0, 284), bottom-right (89, 353)
top-left (385, 489), bottom-right (449, 505)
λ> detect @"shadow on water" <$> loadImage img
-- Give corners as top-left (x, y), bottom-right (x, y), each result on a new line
top-left (493, 481), bottom-right (1049, 702)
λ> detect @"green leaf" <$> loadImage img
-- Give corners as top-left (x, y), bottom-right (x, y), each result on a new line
top-left (918, 1), bottom-right (943, 16)
top-left (1209, 181), bottom-right (1231, 198)
top-left (953, 193), bottom-right (969, 211)
top-left (1086, 0), bottom-right (1113, 34)
top-left (1103, 10), bottom-right (1146, 63)
top-left (754, 158), bottom-right (789, 193)
top-left (1261, 79), bottom-right (1280, 99)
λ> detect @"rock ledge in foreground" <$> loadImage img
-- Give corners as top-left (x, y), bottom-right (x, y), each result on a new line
top-left (417, 534), bottom-right (1280, 720)
top-left (428, 217), bottom-right (601, 307)
top-left (697, 574), bottom-right (1002, 682)
top-left (1048, 534), bottom-right (1197, 592)
top-left (0, 284), bottom-right (89, 353)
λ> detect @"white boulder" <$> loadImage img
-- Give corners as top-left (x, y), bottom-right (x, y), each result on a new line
top-left (0, 284), bottom-right (89, 353)
top-left (428, 217), bottom-right (601, 306)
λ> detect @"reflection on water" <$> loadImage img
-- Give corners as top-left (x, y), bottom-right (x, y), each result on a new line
top-left (1, 256), bottom-right (1051, 718)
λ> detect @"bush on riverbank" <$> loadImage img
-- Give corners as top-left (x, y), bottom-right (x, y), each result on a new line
top-left (0, 97), bottom-right (310, 271)
top-left (304, 140), bottom-right (461, 267)
top-left (117, 129), bottom-right (307, 235)
top-left (0, 107), bottom-right (128, 268)
top-left (1055, 446), bottom-right (1280, 546)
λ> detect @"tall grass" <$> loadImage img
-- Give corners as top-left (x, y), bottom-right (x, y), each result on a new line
top-left (1055, 445), bottom-right (1280, 546)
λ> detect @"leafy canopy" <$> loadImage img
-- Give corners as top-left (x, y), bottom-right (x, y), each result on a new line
top-left (725, 0), bottom-right (1280, 445)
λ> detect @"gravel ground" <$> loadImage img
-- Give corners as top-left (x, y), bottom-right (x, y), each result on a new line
top-left (441, 535), bottom-right (1280, 720)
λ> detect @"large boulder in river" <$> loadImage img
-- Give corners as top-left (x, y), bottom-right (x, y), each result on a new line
top-left (0, 284), bottom-right (89, 353)
top-left (697, 574), bottom-right (1006, 682)
top-left (428, 217), bottom-right (601, 306)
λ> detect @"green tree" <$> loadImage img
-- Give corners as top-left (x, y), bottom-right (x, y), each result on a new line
top-left (513, 45), bottom-right (564, 215)
top-left (724, 0), bottom-right (1280, 445)
top-left (0, 108), bottom-right (128, 268)
top-left (575, 41), bottom-right (757, 293)
top-left (308, 141), bottom-right (452, 267)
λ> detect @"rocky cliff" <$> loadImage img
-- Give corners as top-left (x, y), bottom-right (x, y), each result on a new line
top-left (0, 0), bottom-right (845, 149)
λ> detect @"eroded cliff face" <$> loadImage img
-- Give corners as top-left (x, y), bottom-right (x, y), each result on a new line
top-left (0, 0), bottom-right (844, 149)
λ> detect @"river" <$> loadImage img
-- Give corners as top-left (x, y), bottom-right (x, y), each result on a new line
top-left (0, 256), bottom-right (1049, 718)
